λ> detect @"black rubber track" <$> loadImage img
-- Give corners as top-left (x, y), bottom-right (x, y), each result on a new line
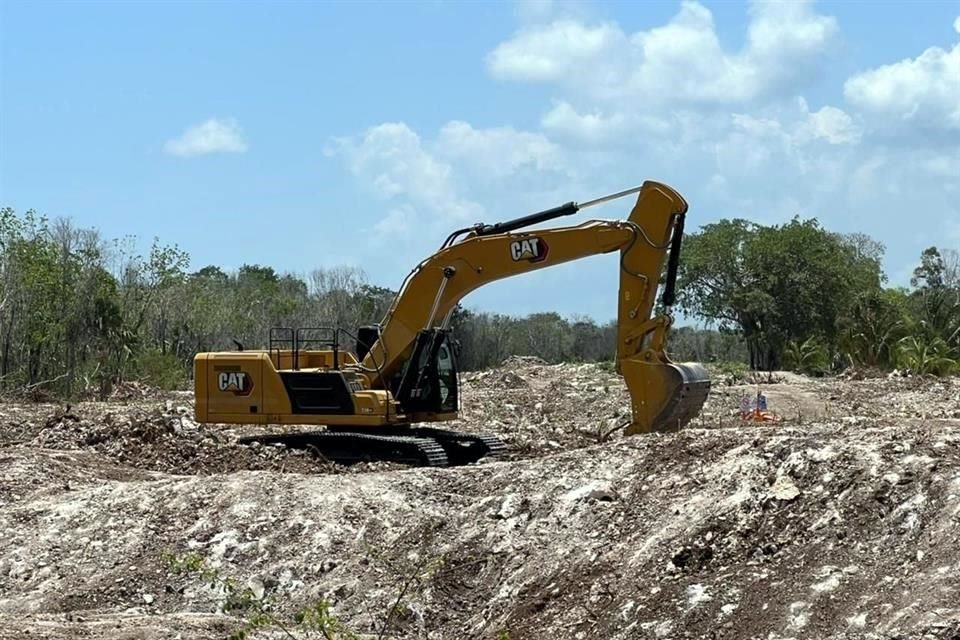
top-left (403, 427), bottom-right (507, 466)
top-left (238, 427), bottom-right (507, 467)
top-left (329, 426), bottom-right (508, 466)
top-left (237, 431), bottom-right (449, 467)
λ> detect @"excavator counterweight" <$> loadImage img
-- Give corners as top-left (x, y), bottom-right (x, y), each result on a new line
top-left (193, 180), bottom-right (711, 465)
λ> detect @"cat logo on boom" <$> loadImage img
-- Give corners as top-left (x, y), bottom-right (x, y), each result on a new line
top-left (510, 237), bottom-right (548, 263)
top-left (217, 369), bottom-right (253, 396)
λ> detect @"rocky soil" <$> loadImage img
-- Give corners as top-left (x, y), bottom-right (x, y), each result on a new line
top-left (1, 360), bottom-right (959, 639)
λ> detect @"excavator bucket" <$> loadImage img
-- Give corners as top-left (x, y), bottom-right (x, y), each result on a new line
top-left (621, 359), bottom-right (711, 434)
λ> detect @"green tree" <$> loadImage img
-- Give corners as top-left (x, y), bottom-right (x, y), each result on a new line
top-left (677, 216), bottom-right (884, 370)
top-left (904, 246), bottom-right (959, 369)
top-left (911, 246), bottom-right (946, 289)
top-left (838, 288), bottom-right (911, 368)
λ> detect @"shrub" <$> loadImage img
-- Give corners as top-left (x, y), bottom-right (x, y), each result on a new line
top-left (706, 360), bottom-right (749, 385)
top-left (894, 335), bottom-right (958, 377)
top-left (783, 337), bottom-right (830, 376)
top-left (128, 349), bottom-right (188, 390)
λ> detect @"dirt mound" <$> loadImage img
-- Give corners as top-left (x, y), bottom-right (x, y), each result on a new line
top-left (1, 402), bottom-right (342, 475)
top-left (2, 362), bottom-right (959, 639)
top-left (454, 362), bottom-right (631, 457)
top-left (1, 423), bottom-right (959, 639)
top-left (812, 375), bottom-right (960, 421)
top-left (501, 355), bottom-right (548, 368)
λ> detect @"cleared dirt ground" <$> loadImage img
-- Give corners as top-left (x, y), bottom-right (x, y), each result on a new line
top-left (1, 360), bottom-right (959, 639)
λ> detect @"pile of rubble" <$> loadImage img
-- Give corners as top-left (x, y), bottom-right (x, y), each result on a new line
top-left (0, 360), bottom-right (958, 639)
top-left (1, 401), bottom-right (340, 475)
top-left (451, 357), bottom-right (633, 457)
top-left (2, 415), bottom-right (959, 639)
top-left (811, 374), bottom-right (960, 422)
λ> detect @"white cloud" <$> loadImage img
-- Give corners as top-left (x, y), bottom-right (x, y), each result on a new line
top-left (487, 19), bottom-right (624, 85)
top-left (691, 100), bottom-right (861, 182)
top-left (925, 151), bottom-right (960, 179)
top-left (731, 99), bottom-right (861, 146)
top-left (333, 122), bottom-right (482, 221)
top-left (486, 1), bottom-right (848, 151)
top-left (541, 102), bottom-right (622, 142)
top-left (332, 119), bottom-right (583, 238)
top-left (954, 15), bottom-right (960, 34)
top-left (844, 30), bottom-right (960, 134)
top-left (371, 206), bottom-right (417, 243)
top-left (435, 120), bottom-right (568, 179)
top-left (539, 95), bottom-right (858, 153)
top-left (846, 153), bottom-right (897, 205)
top-left (540, 101), bottom-right (674, 143)
top-left (805, 105), bottom-right (860, 144)
top-left (744, 0), bottom-right (839, 87)
top-left (487, 0), bottom-right (837, 106)
top-left (164, 118), bottom-right (247, 157)
top-left (695, 98), bottom-right (867, 223)
top-left (730, 113), bottom-right (783, 139)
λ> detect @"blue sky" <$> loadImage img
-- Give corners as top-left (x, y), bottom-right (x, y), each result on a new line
top-left (2, 0), bottom-right (959, 322)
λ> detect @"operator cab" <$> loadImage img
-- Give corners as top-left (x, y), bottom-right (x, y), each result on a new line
top-left (258, 325), bottom-right (459, 418)
top-left (391, 328), bottom-right (460, 415)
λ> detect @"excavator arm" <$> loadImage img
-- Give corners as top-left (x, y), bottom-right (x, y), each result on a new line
top-left (362, 180), bottom-right (710, 434)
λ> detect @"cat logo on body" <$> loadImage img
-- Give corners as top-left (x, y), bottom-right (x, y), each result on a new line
top-left (217, 370), bottom-right (253, 396)
top-left (510, 237), bottom-right (548, 263)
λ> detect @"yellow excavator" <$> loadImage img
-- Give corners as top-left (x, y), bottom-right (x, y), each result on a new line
top-left (193, 180), bottom-right (710, 466)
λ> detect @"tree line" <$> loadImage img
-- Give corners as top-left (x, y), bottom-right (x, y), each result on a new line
top-left (1, 206), bottom-right (956, 397)
top-left (451, 310), bottom-right (746, 370)
top-left (675, 217), bottom-right (959, 375)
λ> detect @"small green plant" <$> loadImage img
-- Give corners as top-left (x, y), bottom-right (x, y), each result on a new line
top-left (296, 600), bottom-right (361, 640)
top-left (163, 549), bottom-right (357, 640)
top-left (358, 536), bottom-right (446, 640)
top-left (783, 337), bottom-right (830, 375)
top-left (705, 360), bottom-right (749, 385)
top-left (164, 537), bottom-right (447, 640)
top-left (895, 335), bottom-right (958, 376)
top-left (595, 360), bottom-right (615, 373)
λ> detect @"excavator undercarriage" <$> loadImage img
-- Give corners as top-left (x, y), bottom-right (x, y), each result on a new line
top-left (193, 180), bottom-right (711, 466)
top-left (240, 425), bottom-right (507, 467)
